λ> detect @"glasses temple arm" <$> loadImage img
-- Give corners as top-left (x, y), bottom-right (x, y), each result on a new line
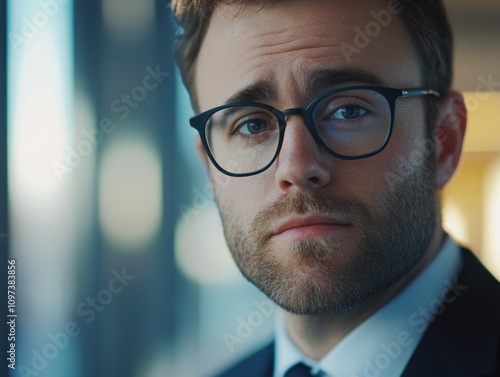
top-left (401, 89), bottom-right (441, 98)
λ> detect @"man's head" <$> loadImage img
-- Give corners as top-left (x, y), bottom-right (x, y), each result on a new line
top-left (172, 0), bottom-right (453, 113)
top-left (172, 0), bottom-right (467, 315)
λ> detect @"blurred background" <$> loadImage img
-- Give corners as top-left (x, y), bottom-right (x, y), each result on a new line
top-left (1, 0), bottom-right (499, 376)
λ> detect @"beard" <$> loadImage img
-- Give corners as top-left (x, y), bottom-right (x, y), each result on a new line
top-left (215, 156), bottom-right (438, 315)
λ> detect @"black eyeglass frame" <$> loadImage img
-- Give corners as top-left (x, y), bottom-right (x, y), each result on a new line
top-left (189, 86), bottom-right (441, 177)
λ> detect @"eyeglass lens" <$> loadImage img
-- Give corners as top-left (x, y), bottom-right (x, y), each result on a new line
top-left (205, 89), bottom-right (391, 175)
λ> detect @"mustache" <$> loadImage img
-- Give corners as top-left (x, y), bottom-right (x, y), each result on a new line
top-left (250, 191), bottom-right (372, 240)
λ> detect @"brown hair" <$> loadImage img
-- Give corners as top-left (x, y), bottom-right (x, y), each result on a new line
top-left (171, 0), bottom-right (453, 114)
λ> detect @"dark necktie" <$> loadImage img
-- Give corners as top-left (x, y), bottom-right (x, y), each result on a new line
top-left (285, 362), bottom-right (314, 377)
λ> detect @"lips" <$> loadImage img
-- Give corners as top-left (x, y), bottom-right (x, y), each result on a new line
top-left (272, 215), bottom-right (351, 236)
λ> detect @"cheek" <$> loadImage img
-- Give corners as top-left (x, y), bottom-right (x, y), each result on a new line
top-left (212, 173), bottom-right (265, 220)
top-left (326, 101), bottom-right (429, 196)
top-left (379, 103), bottom-right (430, 170)
top-left (335, 157), bottom-right (396, 201)
top-left (214, 172), bottom-right (279, 231)
top-left (335, 130), bottom-right (426, 200)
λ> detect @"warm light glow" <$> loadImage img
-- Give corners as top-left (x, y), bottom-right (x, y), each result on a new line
top-left (463, 92), bottom-right (500, 153)
top-left (483, 158), bottom-right (500, 279)
top-left (175, 204), bottom-right (241, 284)
top-left (99, 136), bottom-right (163, 252)
top-left (443, 199), bottom-right (470, 246)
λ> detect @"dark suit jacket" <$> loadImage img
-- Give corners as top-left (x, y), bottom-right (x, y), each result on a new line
top-left (213, 248), bottom-right (500, 377)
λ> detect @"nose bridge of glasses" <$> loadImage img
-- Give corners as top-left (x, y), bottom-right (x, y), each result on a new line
top-left (282, 107), bottom-right (305, 119)
top-left (279, 107), bottom-right (322, 147)
top-left (281, 107), bottom-right (309, 129)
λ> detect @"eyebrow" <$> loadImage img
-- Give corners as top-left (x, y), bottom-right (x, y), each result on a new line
top-left (306, 68), bottom-right (383, 98)
top-left (223, 67), bottom-right (384, 106)
top-left (224, 78), bottom-right (277, 105)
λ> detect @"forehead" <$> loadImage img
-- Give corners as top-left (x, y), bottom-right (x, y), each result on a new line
top-left (195, 0), bottom-right (421, 111)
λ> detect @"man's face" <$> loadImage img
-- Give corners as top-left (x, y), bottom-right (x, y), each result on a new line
top-left (194, 0), bottom-right (440, 315)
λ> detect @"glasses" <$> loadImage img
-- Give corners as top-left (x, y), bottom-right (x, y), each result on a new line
top-left (190, 86), bottom-right (440, 177)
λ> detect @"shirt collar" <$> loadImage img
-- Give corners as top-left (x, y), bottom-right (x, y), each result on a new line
top-left (274, 236), bottom-right (462, 377)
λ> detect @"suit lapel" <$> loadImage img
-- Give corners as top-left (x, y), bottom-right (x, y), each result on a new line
top-left (402, 248), bottom-right (500, 376)
top-left (215, 248), bottom-right (499, 377)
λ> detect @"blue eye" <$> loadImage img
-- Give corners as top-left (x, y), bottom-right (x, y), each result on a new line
top-left (332, 105), bottom-right (367, 120)
top-left (238, 119), bottom-right (269, 135)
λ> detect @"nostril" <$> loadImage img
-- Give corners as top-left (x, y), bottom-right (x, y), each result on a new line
top-left (308, 176), bottom-right (321, 185)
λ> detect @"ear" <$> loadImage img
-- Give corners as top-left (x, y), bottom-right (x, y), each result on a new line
top-left (196, 136), bottom-right (210, 167)
top-left (434, 90), bottom-right (467, 188)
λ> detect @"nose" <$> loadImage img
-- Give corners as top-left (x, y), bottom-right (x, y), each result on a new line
top-left (275, 114), bottom-right (332, 192)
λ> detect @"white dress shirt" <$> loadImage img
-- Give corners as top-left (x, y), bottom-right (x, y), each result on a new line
top-left (274, 236), bottom-right (462, 377)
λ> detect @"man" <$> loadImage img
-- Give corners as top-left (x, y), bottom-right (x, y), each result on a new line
top-left (171, 1), bottom-right (500, 376)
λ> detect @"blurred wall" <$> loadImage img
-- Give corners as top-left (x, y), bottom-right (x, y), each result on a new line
top-left (5, 2), bottom-right (500, 377)
top-left (442, 0), bottom-right (500, 278)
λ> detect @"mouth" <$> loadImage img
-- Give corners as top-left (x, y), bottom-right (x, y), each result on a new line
top-left (272, 215), bottom-right (351, 239)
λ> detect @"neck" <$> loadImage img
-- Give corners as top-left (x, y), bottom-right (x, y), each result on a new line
top-left (283, 227), bottom-right (446, 360)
